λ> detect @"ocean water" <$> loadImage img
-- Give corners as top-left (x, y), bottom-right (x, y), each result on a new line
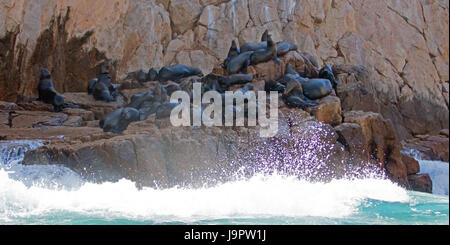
top-left (0, 140), bottom-right (448, 225)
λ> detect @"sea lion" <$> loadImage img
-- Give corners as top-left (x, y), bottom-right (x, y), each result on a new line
top-left (282, 77), bottom-right (318, 109)
top-left (241, 30), bottom-right (297, 56)
top-left (87, 78), bottom-right (98, 95)
top-left (125, 69), bottom-right (148, 83)
top-left (38, 67), bottom-right (65, 112)
top-left (264, 79), bottom-right (285, 93)
top-left (222, 40), bottom-right (240, 69)
top-left (227, 51), bottom-right (254, 74)
top-left (276, 42), bottom-right (298, 56)
top-left (250, 34), bottom-right (280, 66)
top-left (127, 91), bottom-right (155, 109)
top-left (319, 65), bottom-right (339, 89)
top-left (92, 62), bottom-right (118, 102)
top-left (281, 63), bottom-right (308, 85)
top-left (162, 82), bottom-right (182, 97)
top-left (240, 30), bottom-right (269, 53)
top-left (219, 74), bottom-right (254, 87)
top-left (100, 107), bottom-right (140, 134)
top-left (147, 68), bottom-right (159, 82)
top-left (155, 102), bottom-right (180, 119)
top-left (137, 70), bottom-right (148, 84)
top-left (157, 65), bottom-right (203, 82)
top-left (302, 79), bottom-right (333, 100)
top-left (202, 74), bottom-right (224, 93)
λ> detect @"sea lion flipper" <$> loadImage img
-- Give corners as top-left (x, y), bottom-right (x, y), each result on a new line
top-left (241, 58), bottom-right (250, 73)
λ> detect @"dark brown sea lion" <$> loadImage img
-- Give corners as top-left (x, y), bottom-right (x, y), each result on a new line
top-left (127, 91), bottom-right (155, 109)
top-left (302, 79), bottom-right (333, 100)
top-left (222, 40), bottom-right (240, 69)
top-left (92, 62), bottom-right (118, 102)
top-left (100, 107), bottom-right (140, 134)
top-left (319, 64), bottom-right (339, 89)
top-left (250, 34), bottom-right (280, 66)
top-left (158, 65), bottom-right (203, 82)
top-left (226, 51), bottom-right (254, 75)
top-left (282, 77), bottom-right (318, 109)
top-left (38, 67), bottom-right (64, 112)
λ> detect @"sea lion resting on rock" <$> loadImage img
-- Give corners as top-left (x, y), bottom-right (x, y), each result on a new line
top-left (250, 34), bottom-right (280, 66)
top-left (265, 79), bottom-right (286, 93)
top-left (100, 107), bottom-right (140, 134)
top-left (227, 51), bottom-right (254, 74)
top-left (125, 70), bottom-right (148, 83)
top-left (301, 79), bottom-right (333, 100)
top-left (90, 62), bottom-right (118, 102)
top-left (38, 67), bottom-right (64, 112)
top-left (319, 65), bottom-right (339, 89)
top-left (240, 30), bottom-right (298, 56)
top-left (282, 77), bottom-right (318, 109)
top-left (281, 63), bottom-right (333, 101)
top-left (222, 40), bottom-right (240, 69)
top-left (127, 91), bottom-right (155, 110)
top-left (147, 68), bottom-right (159, 82)
top-left (155, 102), bottom-right (180, 119)
top-left (157, 65), bottom-right (203, 82)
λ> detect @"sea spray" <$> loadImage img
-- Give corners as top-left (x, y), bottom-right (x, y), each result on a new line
top-left (0, 140), bottom-right (447, 225)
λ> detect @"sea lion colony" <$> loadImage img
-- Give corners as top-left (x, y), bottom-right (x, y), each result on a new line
top-left (37, 31), bottom-right (338, 134)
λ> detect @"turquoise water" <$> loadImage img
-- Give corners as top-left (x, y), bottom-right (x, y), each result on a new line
top-left (0, 140), bottom-right (448, 225)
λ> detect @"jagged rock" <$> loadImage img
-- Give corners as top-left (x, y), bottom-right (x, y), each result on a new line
top-left (401, 153), bottom-right (420, 175)
top-left (10, 111), bottom-right (68, 128)
top-left (402, 134), bottom-right (449, 162)
top-left (308, 96), bottom-right (342, 126)
top-left (343, 111), bottom-right (396, 165)
top-left (0, 101), bottom-right (18, 110)
top-left (408, 174), bottom-right (433, 193)
top-left (334, 123), bottom-right (368, 159)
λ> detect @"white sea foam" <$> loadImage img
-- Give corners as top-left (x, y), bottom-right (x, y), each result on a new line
top-left (0, 169), bottom-right (410, 223)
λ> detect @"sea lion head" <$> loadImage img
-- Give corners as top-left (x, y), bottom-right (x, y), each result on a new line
top-left (122, 107), bottom-right (140, 122)
top-left (192, 67), bottom-right (204, 77)
top-left (261, 30), bottom-right (269, 42)
top-left (147, 68), bottom-right (159, 81)
top-left (40, 67), bottom-right (51, 80)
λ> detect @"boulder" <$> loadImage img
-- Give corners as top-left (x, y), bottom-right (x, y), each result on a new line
top-left (309, 96), bottom-right (342, 126)
top-left (343, 111), bottom-right (396, 166)
top-left (334, 123), bottom-right (368, 159)
top-left (402, 134), bottom-right (449, 162)
top-left (401, 153), bottom-right (420, 175)
top-left (408, 174), bottom-right (433, 193)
